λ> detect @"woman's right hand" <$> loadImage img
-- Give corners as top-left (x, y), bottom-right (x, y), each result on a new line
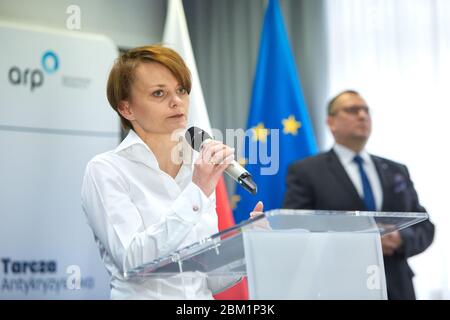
top-left (192, 140), bottom-right (235, 197)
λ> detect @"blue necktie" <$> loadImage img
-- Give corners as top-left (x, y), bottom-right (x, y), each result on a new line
top-left (353, 155), bottom-right (376, 211)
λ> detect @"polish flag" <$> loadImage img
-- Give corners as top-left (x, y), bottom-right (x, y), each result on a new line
top-left (162, 0), bottom-right (248, 300)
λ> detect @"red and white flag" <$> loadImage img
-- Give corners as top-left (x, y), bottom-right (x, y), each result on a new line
top-left (162, 0), bottom-right (248, 300)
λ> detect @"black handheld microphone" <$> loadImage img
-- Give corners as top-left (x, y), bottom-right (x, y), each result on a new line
top-left (185, 126), bottom-right (257, 195)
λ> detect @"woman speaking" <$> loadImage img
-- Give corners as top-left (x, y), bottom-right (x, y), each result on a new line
top-left (81, 45), bottom-right (262, 299)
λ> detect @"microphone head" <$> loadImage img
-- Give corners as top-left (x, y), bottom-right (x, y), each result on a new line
top-left (185, 126), bottom-right (212, 152)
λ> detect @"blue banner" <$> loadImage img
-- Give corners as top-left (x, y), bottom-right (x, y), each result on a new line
top-left (233, 0), bottom-right (318, 223)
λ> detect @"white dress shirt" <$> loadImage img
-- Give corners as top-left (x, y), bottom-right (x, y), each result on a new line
top-left (81, 129), bottom-right (220, 299)
top-left (333, 144), bottom-right (383, 211)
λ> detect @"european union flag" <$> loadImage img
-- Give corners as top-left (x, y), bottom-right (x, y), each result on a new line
top-left (233, 0), bottom-right (318, 223)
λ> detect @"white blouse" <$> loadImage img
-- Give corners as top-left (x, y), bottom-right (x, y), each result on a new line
top-left (81, 129), bottom-right (221, 299)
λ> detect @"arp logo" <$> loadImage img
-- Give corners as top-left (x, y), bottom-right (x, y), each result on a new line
top-left (8, 50), bottom-right (59, 92)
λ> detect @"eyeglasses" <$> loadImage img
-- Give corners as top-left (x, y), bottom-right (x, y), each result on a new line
top-left (331, 105), bottom-right (370, 116)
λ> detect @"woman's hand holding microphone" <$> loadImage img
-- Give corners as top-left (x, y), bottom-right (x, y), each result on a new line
top-left (192, 141), bottom-right (264, 216)
top-left (192, 140), bottom-right (235, 197)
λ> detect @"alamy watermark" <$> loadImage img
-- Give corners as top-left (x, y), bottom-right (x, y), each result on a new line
top-left (171, 128), bottom-right (280, 176)
top-left (66, 265), bottom-right (81, 290)
top-left (366, 265), bottom-right (382, 290)
top-left (66, 5), bottom-right (81, 30)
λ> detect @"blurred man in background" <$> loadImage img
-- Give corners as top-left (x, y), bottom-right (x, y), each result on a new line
top-left (283, 90), bottom-right (435, 300)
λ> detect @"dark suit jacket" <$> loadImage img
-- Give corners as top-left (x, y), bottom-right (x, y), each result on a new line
top-left (283, 149), bottom-right (435, 300)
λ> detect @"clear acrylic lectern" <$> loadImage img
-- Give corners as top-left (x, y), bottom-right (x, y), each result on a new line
top-left (124, 209), bottom-right (429, 300)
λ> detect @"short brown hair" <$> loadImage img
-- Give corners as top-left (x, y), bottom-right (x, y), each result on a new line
top-left (106, 45), bottom-right (192, 130)
top-left (327, 90), bottom-right (360, 115)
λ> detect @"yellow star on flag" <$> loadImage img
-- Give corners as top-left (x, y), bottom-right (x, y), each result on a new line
top-left (231, 195), bottom-right (241, 210)
top-left (251, 123), bottom-right (269, 142)
top-left (238, 158), bottom-right (248, 166)
top-left (282, 115), bottom-right (302, 135)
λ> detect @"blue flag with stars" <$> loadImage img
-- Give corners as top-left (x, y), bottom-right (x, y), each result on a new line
top-left (233, 0), bottom-right (318, 223)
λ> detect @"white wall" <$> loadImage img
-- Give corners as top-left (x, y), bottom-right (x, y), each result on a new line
top-left (0, 0), bottom-right (166, 48)
top-left (325, 0), bottom-right (450, 299)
